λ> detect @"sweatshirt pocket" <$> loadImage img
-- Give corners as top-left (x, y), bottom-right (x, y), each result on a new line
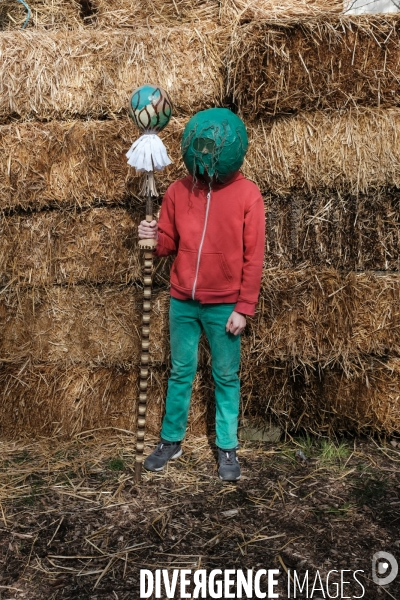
top-left (197, 252), bottom-right (233, 291)
top-left (170, 249), bottom-right (197, 290)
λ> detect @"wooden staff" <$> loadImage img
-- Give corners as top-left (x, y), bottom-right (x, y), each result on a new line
top-left (135, 172), bottom-right (157, 483)
top-left (127, 85), bottom-right (172, 482)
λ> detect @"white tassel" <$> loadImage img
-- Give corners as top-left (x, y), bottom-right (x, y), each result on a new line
top-left (126, 133), bottom-right (172, 172)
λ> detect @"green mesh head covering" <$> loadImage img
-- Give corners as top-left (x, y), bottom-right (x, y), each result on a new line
top-left (181, 108), bottom-right (248, 184)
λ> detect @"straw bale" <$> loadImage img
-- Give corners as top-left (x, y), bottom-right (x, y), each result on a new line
top-left (0, 207), bottom-right (173, 286)
top-left (0, 119), bottom-right (185, 211)
top-left (0, 27), bottom-right (224, 121)
top-left (1, 269), bottom-right (399, 370)
top-left (228, 15), bottom-right (400, 116)
top-left (3, 109), bottom-right (400, 212)
top-left (244, 268), bottom-right (400, 368)
top-left (240, 358), bottom-right (400, 435)
top-left (93, 0), bottom-right (221, 28)
top-left (1, 356), bottom-right (398, 439)
top-left (0, 364), bottom-right (161, 439)
top-left (221, 0), bottom-right (343, 24)
top-left (263, 188), bottom-right (400, 270)
top-left (322, 358), bottom-right (400, 435)
top-left (0, 0), bottom-right (83, 30)
top-left (0, 286), bottom-right (171, 366)
top-left (239, 359), bottom-right (301, 432)
top-left (244, 109), bottom-right (400, 195)
top-left (0, 363), bottom-right (218, 439)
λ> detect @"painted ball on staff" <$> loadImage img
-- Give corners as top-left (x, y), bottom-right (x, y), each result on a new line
top-left (129, 84), bottom-right (173, 132)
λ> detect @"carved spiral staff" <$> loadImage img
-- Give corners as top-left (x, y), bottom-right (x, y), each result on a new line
top-left (125, 85), bottom-right (173, 483)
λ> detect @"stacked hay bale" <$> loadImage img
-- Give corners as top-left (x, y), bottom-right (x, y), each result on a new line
top-left (0, 5), bottom-right (226, 438)
top-left (1, 0), bottom-right (399, 440)
top-left (228, 13), bottom-right (400, 435)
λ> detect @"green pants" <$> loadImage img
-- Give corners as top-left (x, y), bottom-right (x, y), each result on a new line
top-left (161, 298), bottom-right (241, 449)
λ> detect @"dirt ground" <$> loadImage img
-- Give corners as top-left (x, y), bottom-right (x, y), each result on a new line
top-left (0, 432), bottom-right (399, 600)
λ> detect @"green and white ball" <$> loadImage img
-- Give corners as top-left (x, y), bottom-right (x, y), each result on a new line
top-left (129, 84), bottom-right (173, 132)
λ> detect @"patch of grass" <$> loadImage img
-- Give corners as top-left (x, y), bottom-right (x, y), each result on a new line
top-left (107, 458), bottom-right (125, 472)
top-left (319, 439), bottom-right (350, 464)
top-left (312, 502), bottom-right (354, 520)
top-left (290, 436), bottom-right (351, 466)
top-left (294, 434), bottom-right (315, 456)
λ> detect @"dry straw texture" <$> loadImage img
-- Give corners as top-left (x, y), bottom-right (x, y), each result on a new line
top-left (249, 269), bottom-right (400, 369)
top-left (93, 0), bottom-right (221, 27)
top-left (241, 358), bottom-right (400, 435)
top-left (221, 0), bottom-right (343, 24)
top-left (0, 27), bottom-right (224, 121)
top-left (0, 364), bottom-right (214, 439)
top-left (0, 207), bottom-right (173, 286)
top-left (0, 119), bottom-right (185, 211)
top-left (264, 188), bottom-right (400, 271)
top-left (0, 0), bottom-right (345, 31)
top-left (3, 109), bottom-right (400, 211)
top-left (1, 358), bottom-right (399, 439)
top-left (228, 15), bottom-right (400, 116)
top-left (244, 109), bottom-right (400, 195)
top-left (322, 358), bottom-right (400, 435)
top-left (1, 272), bottom-right (399, 370)
top-left (0, 287), bottom-right (170, 366)
top-left (0, 0), bottom-right (83, 30)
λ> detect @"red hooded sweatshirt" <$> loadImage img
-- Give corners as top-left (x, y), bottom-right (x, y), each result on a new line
top-left (154, 172), bottom-right (265, 316)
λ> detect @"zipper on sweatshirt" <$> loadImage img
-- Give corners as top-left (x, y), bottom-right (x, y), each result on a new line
top-left (192, 190), bottom-right (211, 300)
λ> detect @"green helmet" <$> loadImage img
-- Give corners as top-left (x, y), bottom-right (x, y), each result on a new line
top-left (181, 108), bottom-right (248, 184)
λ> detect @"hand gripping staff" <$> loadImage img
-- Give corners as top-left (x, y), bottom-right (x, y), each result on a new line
top-left (126, 84), bottom-right (173, 482)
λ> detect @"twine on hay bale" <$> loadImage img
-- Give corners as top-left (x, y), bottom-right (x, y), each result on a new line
top-left (263, 188), bottom-right (400, 271)
top-left (0, 207), bottom-right (173, 287)
top-left (227, 15), bottom-right (400, 116)
top-left (0, 119), bottom-right (185, 211)
top-left (0, 0), bottom-right (83, 30)
top-left (244, 108), bottom-right (400, 196)
top-left (0, 27), bottom-right (225, 122)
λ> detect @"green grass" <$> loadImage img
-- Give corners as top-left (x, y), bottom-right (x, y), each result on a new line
top-left (291, 436), bottom-right (351, 466)
top-left (319, 439), bottom-right (350, 464)
top-left (312, 502), bottom-right (354, 519)
top-left (107, 458), bottom-right (125, 472)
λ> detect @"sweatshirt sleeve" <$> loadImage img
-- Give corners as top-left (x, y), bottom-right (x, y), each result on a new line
top-left (235, 192), bottom-right (265, 316)
top-left (154, 188), bottom-right (180, 257)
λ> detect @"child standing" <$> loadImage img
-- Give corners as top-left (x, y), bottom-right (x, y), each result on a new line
top-left (138, 108), bottom-right (265, 480)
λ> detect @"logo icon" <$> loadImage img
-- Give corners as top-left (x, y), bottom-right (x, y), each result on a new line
top-left (372, 552), bottom-right (398, 586)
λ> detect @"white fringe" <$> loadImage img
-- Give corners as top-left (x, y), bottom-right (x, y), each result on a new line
top-left (126, 133), bottom-right (172, 172)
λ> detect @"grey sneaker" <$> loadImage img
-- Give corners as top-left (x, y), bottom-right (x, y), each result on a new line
top-left (143, 439), bottom-right (182, 472)
top-left (218, 447), bottom-right (241, 481)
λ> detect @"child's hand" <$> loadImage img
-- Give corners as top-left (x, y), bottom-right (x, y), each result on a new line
top-left (226, 311), bottom-right (246, 336)
top-left (138, 220), bottom-right (158, 240)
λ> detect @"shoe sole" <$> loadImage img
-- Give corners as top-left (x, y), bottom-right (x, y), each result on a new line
top-left (145, 448), bottom-right (183, 472)
top-left (219, 474), bottom-right (241, 481)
